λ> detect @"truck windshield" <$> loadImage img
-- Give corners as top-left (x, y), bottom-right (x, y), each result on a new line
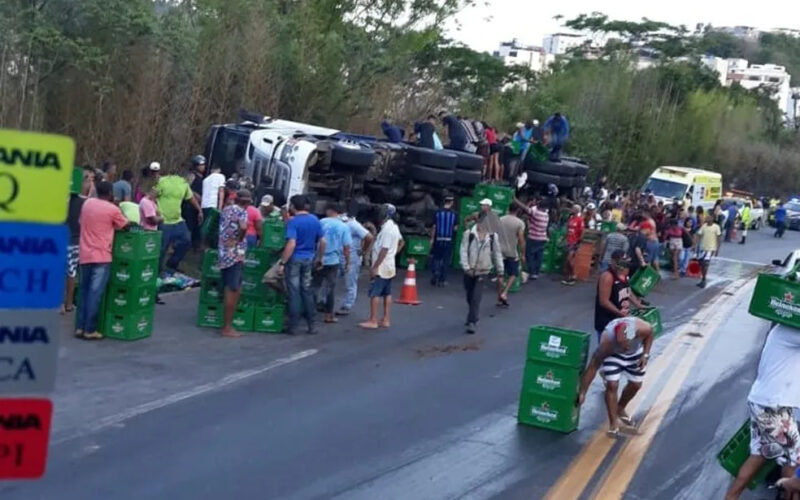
top-left (642, 178), bottom-right (688, 200)
top-left (209, 127), bottom-right (249, 178)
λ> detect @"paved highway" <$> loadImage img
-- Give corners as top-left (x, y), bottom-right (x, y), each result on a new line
top-left (1, 227), bottom-right (796, 499)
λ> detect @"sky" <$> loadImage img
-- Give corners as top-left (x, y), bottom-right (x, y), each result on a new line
top-left (447, 0), bottom-right (800, 53)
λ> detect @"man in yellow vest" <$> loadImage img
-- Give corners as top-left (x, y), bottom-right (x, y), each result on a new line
top-left (739, 203), bottom-right (751, 245)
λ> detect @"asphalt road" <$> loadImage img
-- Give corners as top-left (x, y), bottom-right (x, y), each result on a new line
top-left (1, 226), bottom-right (797, 499)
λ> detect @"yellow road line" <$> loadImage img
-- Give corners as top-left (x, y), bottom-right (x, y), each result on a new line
top-left (542, 279), bottom-right (750, 500)
top-left (590, 280), bottom-right (753, 499)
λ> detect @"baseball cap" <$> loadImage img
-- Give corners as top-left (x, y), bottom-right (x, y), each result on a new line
top-left (260, 194), bottom-right (274, 207)
top-left (149, 161), bottom-right (161, 171)
top-left (479, 198), bottom-right (493, 207)
top-left (587, 202), bottom-right (596, 210)
top-left (533, 119), bottom-right (540, 126)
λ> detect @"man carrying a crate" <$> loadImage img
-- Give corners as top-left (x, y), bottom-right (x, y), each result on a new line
top-left (577, 316), bottom-right (654, 438)
top-left (723, 323), bottom-right (800, 500)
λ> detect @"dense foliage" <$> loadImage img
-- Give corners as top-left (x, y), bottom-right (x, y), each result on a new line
top-left (0, 4), bottom-right (798, 194)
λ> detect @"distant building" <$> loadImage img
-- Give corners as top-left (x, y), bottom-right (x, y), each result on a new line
top-left (493, 39), bottom-right (554, 72)
top-left (718, 26), bottom-right (761, 40)
top-left (771, 28), bottom-right (800, 38)
top-left (542, 33), bottom-right (587, 55)
top-left (728, 63), bottom-right (793, 121)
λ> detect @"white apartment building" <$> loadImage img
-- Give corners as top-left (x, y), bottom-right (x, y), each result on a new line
top-left (493, 40), bottom-right (554, 72)
top-left (542, 33), bottom-right (587, 55)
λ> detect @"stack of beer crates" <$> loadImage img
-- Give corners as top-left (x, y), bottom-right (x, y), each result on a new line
top-left (540, 227), bottom-right (566, 274)
top-left (98, 228), bottom-right (161, 340)
top-left (197, 217), bottom-right (286, 333)
top-left (452, 184), bottom-right (513, 269)
top-left (518, 326), bottom-right (589, 433)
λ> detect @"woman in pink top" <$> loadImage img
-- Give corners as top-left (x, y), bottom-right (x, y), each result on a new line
top-left (138, 185), bottom-right (163, 231)
top-left (245, 204), bottom-right (263, 248)
top-left (485, 125), bottom-right (502, 181)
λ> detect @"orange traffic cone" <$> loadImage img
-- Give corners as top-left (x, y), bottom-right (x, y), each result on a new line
top-left (396, 258), bottom-right (421, 305)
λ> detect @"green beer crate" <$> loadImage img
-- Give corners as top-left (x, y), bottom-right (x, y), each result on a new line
top-left (232, 302), bottom-right (255, 331)
top-left (526, 326), bottom-right (589, 369)
top-left (112, 229), bottom-right (162, 261)
top-left (473, 184), bottom-right (488, 199)
top-left (520, 361), bottom-right (581, 399)
top-left (197, 302), bottom-right (223, 328)
top-left (244, 248), bottom-right (274, 275)
top-left (242, 270), bottom-right (271, 300)
top-left (632, 306), bottom-right (663, 337)
top-left (100, 309), bottom-right (154, 341)
top-left (104, 282), bottom-right (156, 315)
top-left (261, 219), bottom-right (286, 250)
top-left (398, 252), bottom-right (427, 271)
top-left (201, 249), bottom-right (221, 279)
top-left (748, 273), bottom-right (800, 328)
top-left (201, 208), bottom-right (220, 250)
top-left (200, 277), bottom-right (223, 303)
top-left (71, 167), bottom-right (83, 194)
top-left (717, 420), bottom-right (777, 489)
top-left (110, 257), bottom-right (158, 287)
top-left (600, 221), bottom-right (617, 233)
top-left (486, 185), bottom-right (514, 207)
top-left (254, 305), bottom-right (286, 333)
top-left (518, 390), bottom-right (580, 433)
top-left (540, 256), bottom-right (553, 274)
top-left (459, 197), bottom-right (479, 217)
top-left (630, 265), bottom-right (660, 297)
top-left (405, 236), bottom-right (431, 256)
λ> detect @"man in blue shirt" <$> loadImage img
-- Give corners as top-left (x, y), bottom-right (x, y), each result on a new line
top-left (430, 195), bottom-right (458, 287)
top-left (314, 203), bottom-right (351, 324)
top-left (724, 203), bottom-right (738, 242)
top-left (381, 120), bottom-right (404, 143)
top-left (543, 112), bottom-right (570, 161)
top-left (277, 195), bottom-right (326, 335)
top-left (775, 202), bottom-right (787, 238)
top-left (439, 111), bottom-right (468, 151)
top-left (337, 211), bottom-right (374, 316)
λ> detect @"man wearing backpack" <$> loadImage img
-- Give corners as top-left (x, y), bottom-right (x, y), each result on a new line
top-left (460, 199), bottom-right (504, 334)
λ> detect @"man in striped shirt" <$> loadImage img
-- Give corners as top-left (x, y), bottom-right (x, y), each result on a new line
top-left (430, 196), bottom-right (458, 287)
top-left (514, 197), bottom-right (549, 279)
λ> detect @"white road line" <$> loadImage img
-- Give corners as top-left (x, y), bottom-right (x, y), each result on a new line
top-left (53, 349), bottom-right (318, 444)
top-left (714, 256), bottom-right (768, 266)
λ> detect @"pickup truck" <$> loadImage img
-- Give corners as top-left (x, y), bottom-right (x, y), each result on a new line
top-left (719, 197), bottom-right (765, 230)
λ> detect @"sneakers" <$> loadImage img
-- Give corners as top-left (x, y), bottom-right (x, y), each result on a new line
top-left (531, 274), bottom-right (539, 280)
top-left (335, 307), bottom-right (350, 316)
top-left (465, 323), bottom-right (476, 334)
top-left (81, 331), bottom-right (104, 341)
top-left (561, 279), bottom-right (576, 286)
top-left (697, 280), bottom-right (707, 289)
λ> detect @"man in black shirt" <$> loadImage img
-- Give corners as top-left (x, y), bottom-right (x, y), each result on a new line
top-left (63, 185), bottom-right (87, 313)
top-left (414, 115), bottom-right (439, 149)
top-left (595, 251), bottom-right (643, 340)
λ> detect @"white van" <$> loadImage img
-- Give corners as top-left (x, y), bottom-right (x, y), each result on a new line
top-left (642, 166), bottom-right (722, 210)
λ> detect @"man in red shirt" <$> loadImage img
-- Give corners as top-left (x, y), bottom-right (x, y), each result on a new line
top-left (562, 204), bottom-right (584, 286)
top-left (76, 181), bottom-right (130, 340)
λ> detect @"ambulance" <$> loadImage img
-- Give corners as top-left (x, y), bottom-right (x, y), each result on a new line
top-left (641, 166), bottom-right (722, 210)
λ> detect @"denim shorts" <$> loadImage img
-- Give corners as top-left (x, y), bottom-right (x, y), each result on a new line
top-left (221, 262), bottom-right (243, 292)
top-left (368, 277), bottom-right (393, 298)
top-left (503, 258), bottom-right (519, 277)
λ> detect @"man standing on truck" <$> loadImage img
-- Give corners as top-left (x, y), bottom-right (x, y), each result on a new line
top-left (543, 112), bottom-right (570, 161)
top-left (723, 323), bottom-right (800, 500)
top-left (278, 195), bottom-right (326, 335)
top-left (430, 195), bottom-right (458, 287)
top-left (439, 111), bottom-right (468, 152)
top-left (360, 204), bottom-right (403, 330)
top-left (415, 115), bottom-right (443, 150)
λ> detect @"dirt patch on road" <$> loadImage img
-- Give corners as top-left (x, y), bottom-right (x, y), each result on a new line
top-left (414, 340), bottom-right (484, 358)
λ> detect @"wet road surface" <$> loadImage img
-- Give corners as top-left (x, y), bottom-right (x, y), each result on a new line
top-left (1, 227), bottom-right (797, 499)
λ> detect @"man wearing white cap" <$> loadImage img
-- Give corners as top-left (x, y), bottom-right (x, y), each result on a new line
top-left (577, 316), bottom-right (654, 437)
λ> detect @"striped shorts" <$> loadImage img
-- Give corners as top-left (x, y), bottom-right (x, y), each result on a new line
top-left (601, 346), bottom-right (645, 383)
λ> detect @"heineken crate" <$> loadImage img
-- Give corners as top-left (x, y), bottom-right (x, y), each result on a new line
top-left (112, 229), bottom-right (162, 261)
top-left (398, 252), bottom-right (427, 271)
top-left (200, 277), bottom-right (223, 303)
top-left (100, 309), bottom-right (154, 341)
top-left (520, 361), bottom-right (581, 400)
top-left (405, 236), bottom-right (431, 256)
top-left (748, 273), bottom-right (800, 328)
top-left (244, 248), bottom-right (274, 275)
top-left (486, 185), bottom-right (514, 207)
top-left (526, 326), bottom-right (589, 369)
top-left (491, 204), bottom-right (509, 218)
top-left (71, 167), bottom-right (83, 194)
top-left (518, 390), bottom-right (580, 433)
top-left (261, 219), bottom-right (286, 249)
top-left (473, 184), bottom-right (488, 199)
top-left (717, 420), bottom-right (778, 490)
top-left (459, 197), bottom-right (479, 217)
top-left (242, 270), bottom-right (271, 300)
top-left (600, 221), bottom-right (617, 233)
top-left (201, 208), bottom-right (220, 250)
top-left (110, 257), bottom-right (158, 287)
top-left (201, 249), bottom-right (221, 278)
top-left (232, 302), bottom-right (255, 331)
top-left (540, 255), bottom-right (554, 274)
top-left (630, 265), bottom-right (660, 297)
top-left (104, 282), bottom-right (156, 315)
top-left (254, 304), bottom-right (286, 333)
top-left (632, 306), bottom-right (663, 337)
top-left (197, 302), bottom-right (223, 328)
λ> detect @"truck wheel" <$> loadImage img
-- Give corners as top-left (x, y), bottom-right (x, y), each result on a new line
top-left (408, 164), bottom-right (455, 186)
top-left (526, 171), bottom-right (560, 186)
top-left (449, 149), bottom-right (484, 171)
top-left (573, 176), bottom-right (587, 188)
top-left (406, 146), bottom-right (457, 170)
top-left (455, 168), bottom-right (481, 186)
top-left (528, 160), bottom-right (575, 176)
top-left (332, 142), bottom-right (375, 169)
top-left (572, 163), bottom-right (589, 177)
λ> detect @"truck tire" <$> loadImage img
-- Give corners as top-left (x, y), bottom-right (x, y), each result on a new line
top-left (573, 176), bottom-right (587, 188)
top-left (528, 160), bottom-right (575, 177)
top-left (406, 146), bottom-right (457, 170)
top-left (332, 142), bottom-right (375, 169)
top-left (448, 149), bottom-right (484, 171)
top-left (408, 164), bottom-right (455, 186)
top-left (572, 163), bottom-right (589, 177)
top-left (557, 175), bottom-right (574, 188)
top-left (526, 171), bottom-right (560, 186)
top-left (455, 168), bottom-right (481, 186)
